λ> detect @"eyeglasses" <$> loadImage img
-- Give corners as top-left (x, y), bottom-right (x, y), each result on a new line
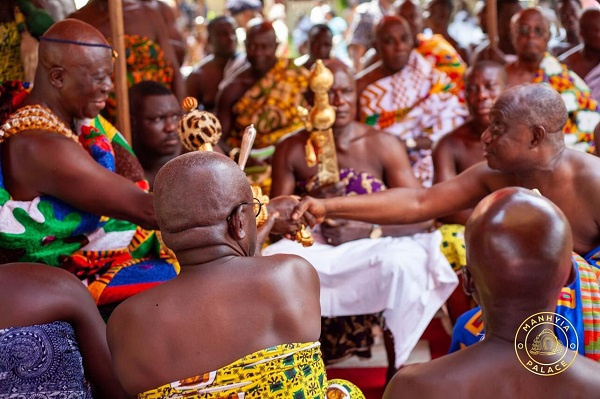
top-left (226, 198), bottom-right (263, 222)
top-left (517, 25), bottom-right (548, 38)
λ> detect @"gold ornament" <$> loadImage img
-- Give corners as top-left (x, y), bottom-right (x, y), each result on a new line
top-left (0, 105), bottom-right (79, 144)
top-left (302, 60), bottom-right (340, 187)
top-left (295, 224), bottom-right (314, 247)
top-left (177, 97), bottom-right (222, 152)
top-left (251, 185), bottom-right (269, 227)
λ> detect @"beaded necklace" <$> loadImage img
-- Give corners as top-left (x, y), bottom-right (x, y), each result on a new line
top-left (0, 105), bottom-right (79, 144)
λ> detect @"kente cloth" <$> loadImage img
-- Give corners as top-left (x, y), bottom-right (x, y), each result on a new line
top-left (0, 321), bottom-right (92, 398)
top-left (104, 34), bottom-right (175, 124)
top-left (359, 50), bottom-right (467, 186)
top-left (229, 58), bottom-right (309, 150)
top-left (532, 53), bottom-right (600, 153)
top-left (417, 33), bottom-right (466, 99)
top-left (0, 21), bottom-right (25, 82)
top-left (137, 342), bottom-right (365, 399)
top-left (0, 104), bottom-right (179, 306)
top-left (584, 62), bottom-right (600, 104)
top-left (449, 253), bottom-right (600, 362)
top-left (438, 224), bottom-right (467, 273)
top-left (264, 168), bottom-right (458, 368)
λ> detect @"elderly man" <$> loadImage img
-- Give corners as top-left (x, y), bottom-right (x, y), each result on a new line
top-left (185, 16), bottom-right (241, 113)
top-left (383, 188), bottom-right (600, 399)
top-left (129, 81), bottom-right (183, 190)
top-left (505, 8), bottom-right (599, 152)
top-left (561, 8), bottom-right (600, 103)
top-left (216, 20), bottom-right (308, 162)
top-left (0, 20), bottom-right (180, 307)
top-left (432, 61), bottom-right (507, 225)
top-left (107, 151), bottom-right (364, 399)
top-left (356, 16), bottom-right (467, 186)
top-left (293, 83), bottom-right (600, 360)
top-left (265, 59), bottom-right (457, 379)
top-left (395, 0), bottom-right (466, 97)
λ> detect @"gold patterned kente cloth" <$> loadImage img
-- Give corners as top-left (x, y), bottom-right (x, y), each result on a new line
top-left (138, 342), bottom-right (365, 399)
top-left (229, 59), bottom-right (309, 150)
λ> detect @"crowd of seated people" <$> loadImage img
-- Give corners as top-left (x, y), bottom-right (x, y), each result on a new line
top-left (1, 1), bottom-right (600, 398)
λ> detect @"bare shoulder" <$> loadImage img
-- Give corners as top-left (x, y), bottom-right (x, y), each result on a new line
top-left (0, 263), bottom-right (95, 328)
top-left (259, 253), bottom-right (319, 284)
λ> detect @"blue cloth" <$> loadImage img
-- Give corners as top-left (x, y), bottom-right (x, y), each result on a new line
top-left (0, 321), bottom-right (92, 398)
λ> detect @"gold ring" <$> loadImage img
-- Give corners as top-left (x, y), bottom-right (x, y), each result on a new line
top-left (327, 237), bottom-right (332, 244)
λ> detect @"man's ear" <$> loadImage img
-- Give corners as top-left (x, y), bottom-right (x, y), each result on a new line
top-left (227, 206), bottom-right (247, 240)
top-left (565, 261), bottom-right (577, 286)
top-left (462, 267), bottom-right (475, 296)
top-left (530, 125), bottom-right (546, 148)
top-left (48, 67), bottom-right (65, 88)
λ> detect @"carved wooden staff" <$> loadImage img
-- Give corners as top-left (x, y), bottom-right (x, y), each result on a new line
top-left (109, 0), bottom-right (131, 143)
top-left (487, 0), bottom-right (498, 49)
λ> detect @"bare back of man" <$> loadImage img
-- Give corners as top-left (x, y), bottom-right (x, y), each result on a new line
top-left (384, 342), bottom-right (600, 399)
top-left (107, 253), bottom-right (320, 395)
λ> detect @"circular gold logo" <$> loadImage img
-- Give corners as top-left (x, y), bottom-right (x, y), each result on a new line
top-left (514, 312), bottom-right (578, 376)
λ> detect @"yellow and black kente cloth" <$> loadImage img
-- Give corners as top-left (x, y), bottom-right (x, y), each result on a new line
top-left (138, 342), bottom-right (364, 399)
top-left (229, 59), bottom-right (309, 150)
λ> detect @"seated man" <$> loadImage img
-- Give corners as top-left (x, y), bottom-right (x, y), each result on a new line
top-left (356, 16), bottom-right (467, 186)
top-left (294, 24), bottom-right (333, 71)
top-left (107, 151), bottom-right (364, 399)
top-left (185, 16), bottom-right (242, 113)
top-left (70, 0), bottom-right (184, 123)
top-left (432, 61), bottom-right (507, 225)
top-left (265, 59), bottom-right (457, 378)
top-left (0, 20), bottom-right (178, 306)
top-left (292, 84), bottom-right (600, 360)
top-left (561, 9), bottom-right (600, 103)
top-left (395, 0), bottom-right (466, 98)
top-left (550, 0), bottom-right (582, 57)
top-left (129, 81), bottom-right (183, 190)
top-left (424, 0), bottom-right (469, 64)
top-left (383, 188), bottom-right (600, 398)
top-left (505, 7), bottom-right (600, 152)
top-left (216, 20), bottom-right (309, 165)
top-left (0, 263), bottom-right (126, 398)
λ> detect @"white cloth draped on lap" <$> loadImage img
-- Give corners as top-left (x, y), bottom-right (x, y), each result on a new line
top-left (263, 227), bottom-right (458, 368)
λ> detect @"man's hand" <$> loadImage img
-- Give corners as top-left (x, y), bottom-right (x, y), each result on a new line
top-left (267, 196), bottom-right (305, 236)
top-left (321, 219), bottom-right (369, 246)
top-left (291, 196), bottom-right (327, 227)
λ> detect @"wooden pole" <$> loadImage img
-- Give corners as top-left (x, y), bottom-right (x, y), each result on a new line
top-left (487, 0), bottom-right (498, 49)
top-left (108, 0), bottom-right (132, 144)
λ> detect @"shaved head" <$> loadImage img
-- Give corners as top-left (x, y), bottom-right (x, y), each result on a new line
top-left (375, 15), bottom-right (411, 41)
top-left (466, 187), bottom-right (573, 308)
top-left (493, 84), bottom-right (567, 136)
top-left (323, 58), bottom-right (352, 78)
top-left (154, 152), bottom-right (251, 232)
top-left (39, 19), bottom-right (111, 72)
top-left (33, 19), bottom-right (114, 120)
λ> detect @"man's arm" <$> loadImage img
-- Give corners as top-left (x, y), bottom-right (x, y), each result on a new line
top-left (432, 135), bottom-right (473, 225)
top-left (293, 162), bottom-right (494, 225)
top-left (215, 80), bottom-right (246, 156)
top-left (5, 132), bottom-right (157, 230)
top-left (185, 69), bottom-right (204, 106)
top-left (149, 6), bottom-right (184, 100)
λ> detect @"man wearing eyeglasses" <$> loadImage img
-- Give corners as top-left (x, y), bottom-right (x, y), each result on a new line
top-left (107, 151), bottom-right (365, 398)
top-left (505, 8), bottom-right (600, 153)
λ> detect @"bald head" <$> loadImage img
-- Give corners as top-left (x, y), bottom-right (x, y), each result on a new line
top-left (493, 84), bottom-right (567, 136)
top-left (375, 15), bottom-right (411, 41)
top-left (466, 187), bottom-right (573, 307)
top-left (510, 8), bottom-right (550, 61)
top-left (39, 19), bottom-right (111, 70)
top-left (154, 152), bottom-right (251, 236)
top-left (246, 19), bottom-right (276, 41)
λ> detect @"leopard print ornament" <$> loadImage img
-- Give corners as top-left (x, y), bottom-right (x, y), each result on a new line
top-left (178, 97), bottom-right (222, 152)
